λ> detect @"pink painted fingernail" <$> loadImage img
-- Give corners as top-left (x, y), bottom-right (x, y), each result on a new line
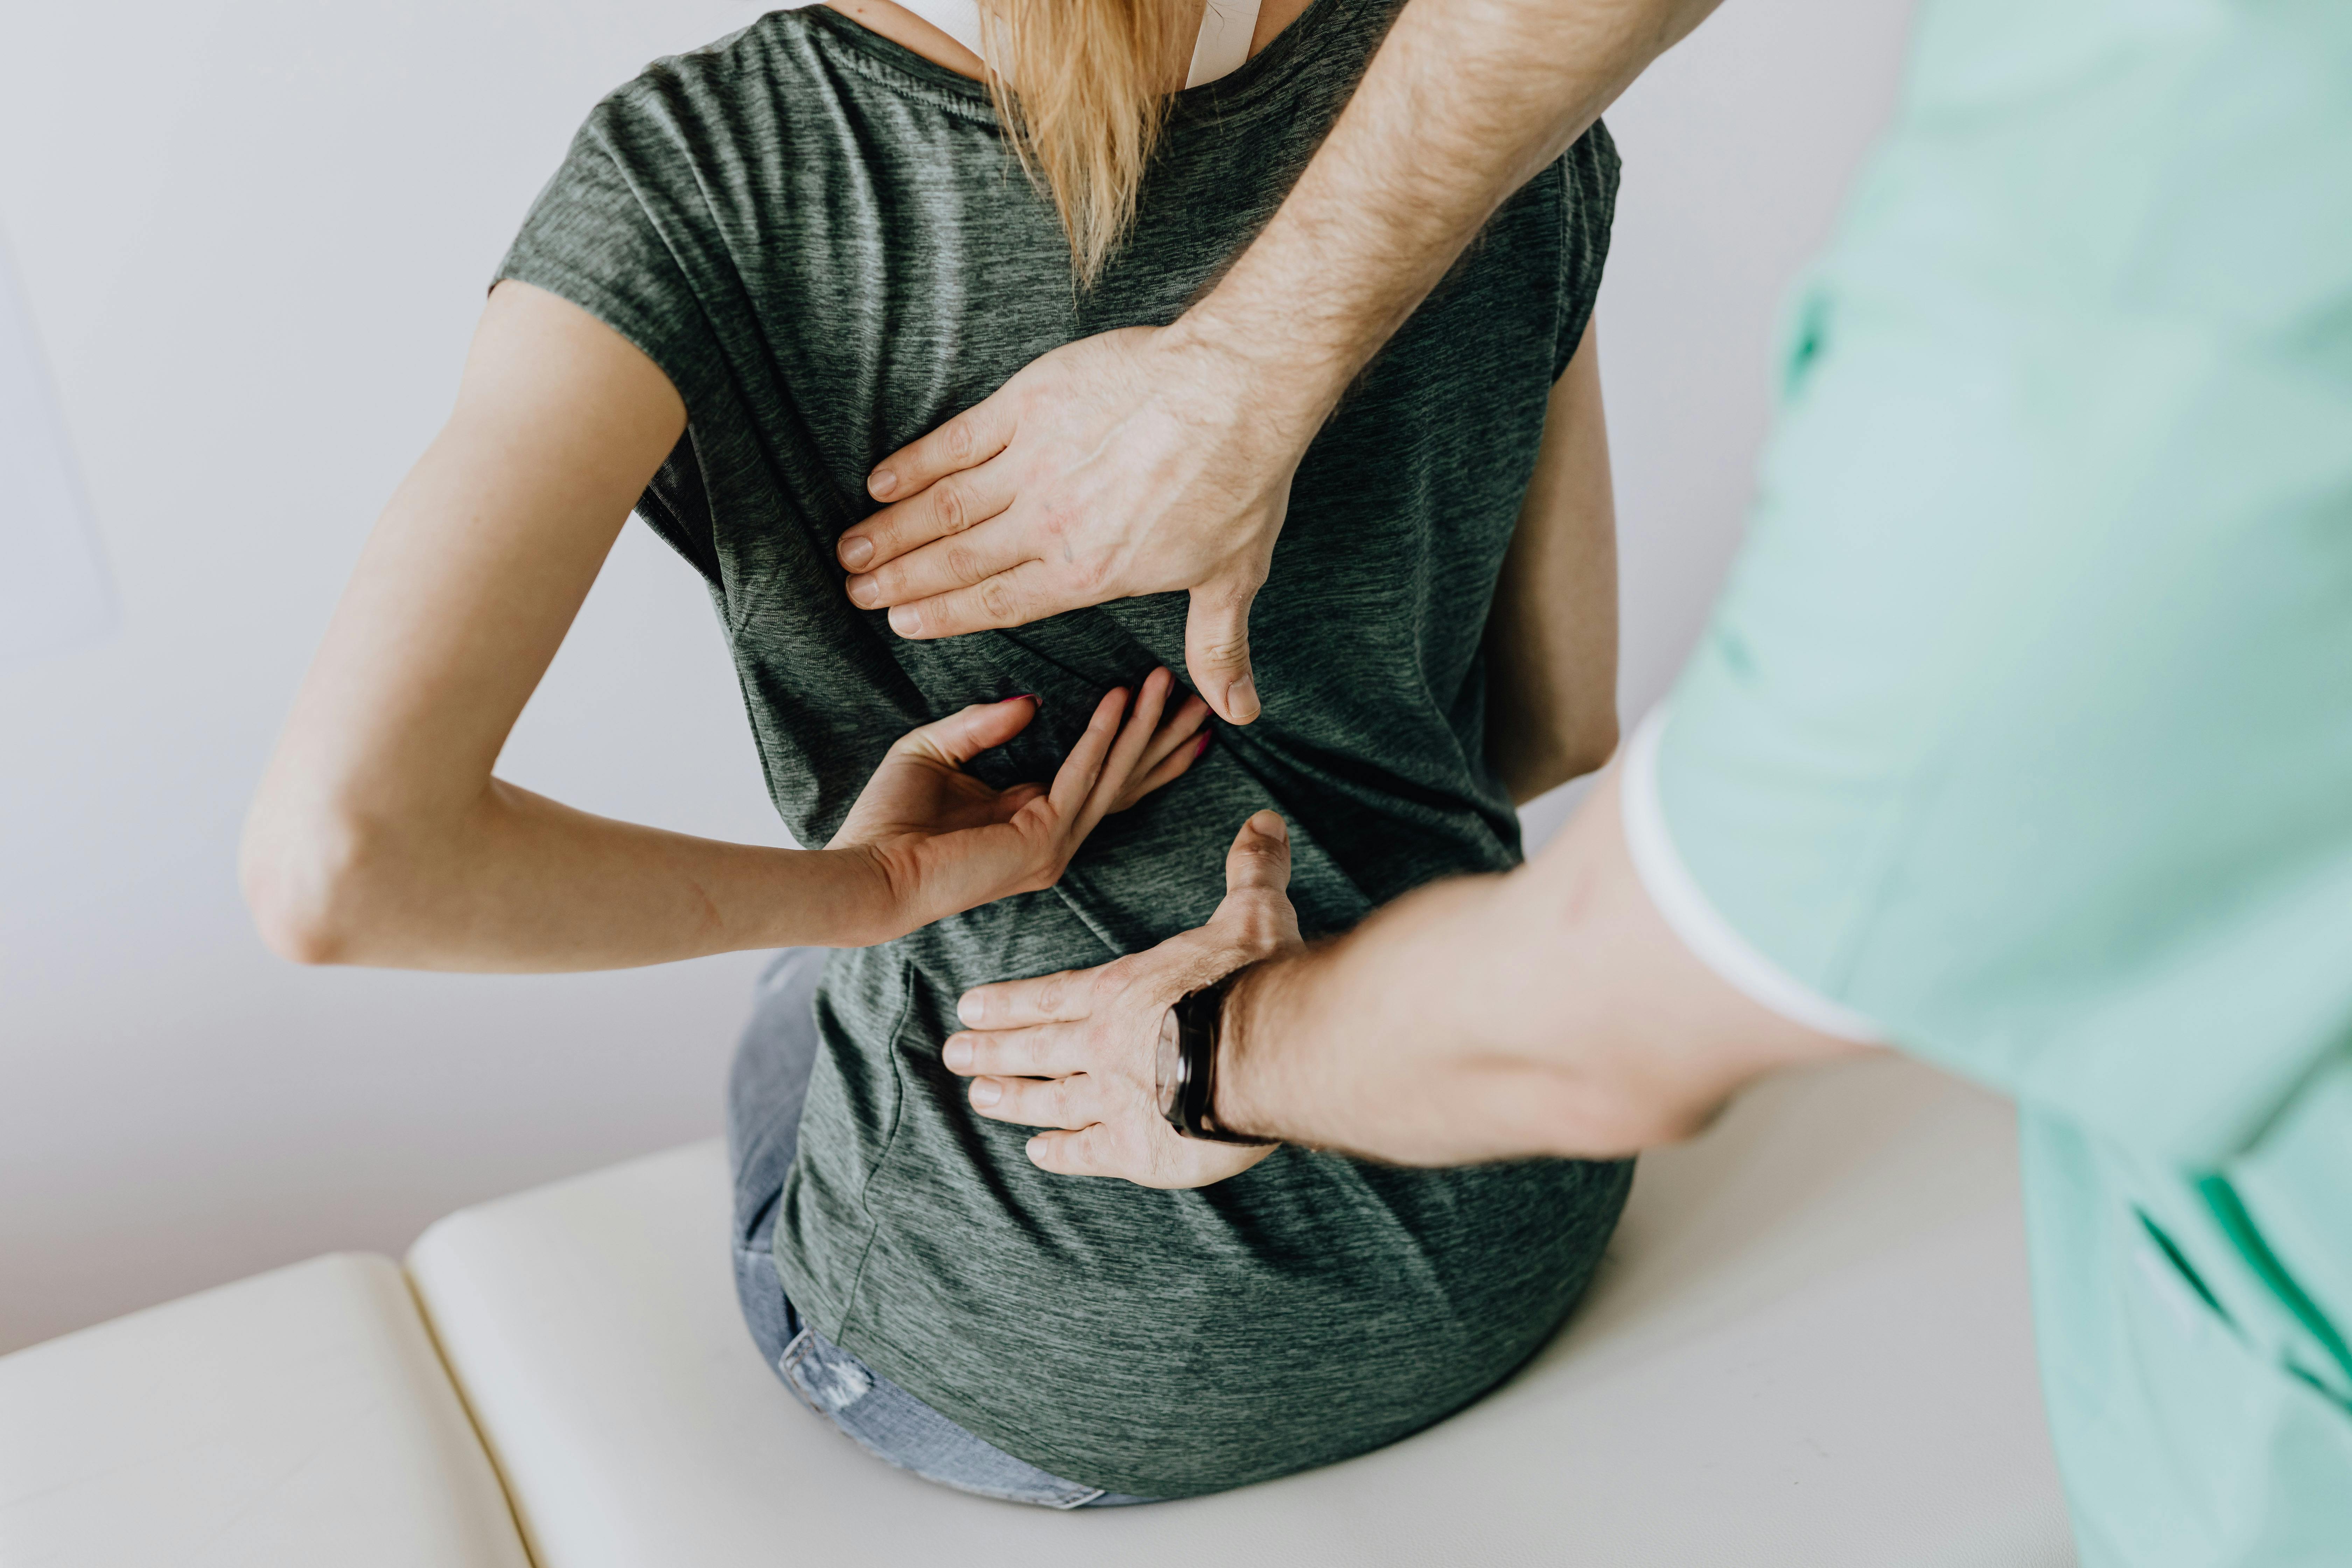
top-left (839, 534), bottom-right (875, 570)
top-left (1002, 692), bottom-right (1038, 707)
top-left (870, 468), bottom-right (898, 498)
top-left (1194, 732), bottom-right (1212, 758)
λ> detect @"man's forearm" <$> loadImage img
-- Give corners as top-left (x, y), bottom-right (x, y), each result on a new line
top-left (840, 0), bottom-right (1711, 722)
top-left (1212, 769), bottom-right (1857, 1163)
top-left (943, 776), bottom-right (1863, 1179)
top-left (1177, 0), bottom-right (1719, 422)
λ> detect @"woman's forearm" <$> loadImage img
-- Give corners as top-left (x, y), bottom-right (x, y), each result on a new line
top-left (239, 284), bottom-right (913, 973)
top-left (241, 777), bottom-right (896, 972)
top-left (1175, 0), bottom-right (1718, 419)
top-left (245, 283), bottom-right (1210, 977)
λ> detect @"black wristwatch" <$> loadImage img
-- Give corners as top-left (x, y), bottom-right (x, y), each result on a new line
top-left (1155, 970), bottom-right (1275, 1145)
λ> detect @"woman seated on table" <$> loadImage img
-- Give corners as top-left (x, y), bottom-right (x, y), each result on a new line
top-left (241, 0), bottom-right (1629, 1507)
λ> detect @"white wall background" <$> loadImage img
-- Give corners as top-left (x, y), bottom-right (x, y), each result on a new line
top-left (0, 0), bottom-right (1914, 1354)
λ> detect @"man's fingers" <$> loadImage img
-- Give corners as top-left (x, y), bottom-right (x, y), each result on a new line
top-left (1024, 1125), bottom-right (1119, 1180)
top-left (867, 396), bottom-right (1014, 504)
top-left (965, 1072), bottom-right (1098, 1130)
top-left (1223, 810), bottom-right (1292, 895)
top-left (1185, 575), bottom-right (1262, 725)
top-left (884, 559), bottom-right (1070, 640)
top-left (940, 1023), bottom-right (1090, 1078)
top-left (957, 966), bottom-right (1097, 1029)
top-left (896, 694), bottom-right (1037, 768)
top-left (842, 467), bottom-right (1023, 602)
top-left (1214, 811), bottom-right (1303, 955)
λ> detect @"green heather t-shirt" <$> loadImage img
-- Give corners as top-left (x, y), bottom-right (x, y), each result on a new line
top-left (499, 0), bottom-right (1627, 1498)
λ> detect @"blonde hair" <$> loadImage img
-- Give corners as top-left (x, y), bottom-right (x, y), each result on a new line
top-left (981, 0), bottom-right (1196, 285)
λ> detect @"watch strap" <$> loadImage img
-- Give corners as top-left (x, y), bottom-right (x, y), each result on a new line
top-left (1167, 971), bottom-right (1275, 1146)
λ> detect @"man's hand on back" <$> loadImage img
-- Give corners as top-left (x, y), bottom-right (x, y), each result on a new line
top-left (941, 810), bottom-right (1304, 1186)
top-left (837, 325), bottom-right (1320, 727)
top-left (832, 0), bottom-right (1717, 727)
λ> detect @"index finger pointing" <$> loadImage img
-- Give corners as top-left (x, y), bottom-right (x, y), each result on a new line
top-left (957, 967), bottom-right (1094, 1029)
top-left (868, 396), bottom-right (1014, 502)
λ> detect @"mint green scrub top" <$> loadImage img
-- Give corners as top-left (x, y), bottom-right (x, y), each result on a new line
top-left (1628, 2), bottom-right (2352, 1561)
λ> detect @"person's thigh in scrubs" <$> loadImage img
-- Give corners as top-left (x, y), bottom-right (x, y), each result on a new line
top-left (1625, 2), bottom-right (2352, 1561)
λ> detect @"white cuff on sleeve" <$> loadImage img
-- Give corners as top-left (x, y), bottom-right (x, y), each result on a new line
top-left (1619, 708), bottom-right (1884, 1044)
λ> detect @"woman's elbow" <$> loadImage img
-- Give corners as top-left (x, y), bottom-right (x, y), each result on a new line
top-left (1556, 710), bottom-right (1620, 787)
top-left (238, 802), bottom-right (386, 966)
top-left (1505, 711), bottom-right (1622, 806)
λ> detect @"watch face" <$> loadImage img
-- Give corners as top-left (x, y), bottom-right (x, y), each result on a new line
top-left (1154, 1005), bottom-right (1183, 1118)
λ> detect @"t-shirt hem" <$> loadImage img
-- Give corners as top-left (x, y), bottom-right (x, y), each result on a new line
top-left (493, 251), bottom-right (723, 420)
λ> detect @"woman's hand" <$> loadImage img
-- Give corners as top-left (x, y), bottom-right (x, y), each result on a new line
top-left (827, 667), bottom-right (1210, 942)
top-left (939, 811), bottom-right (1303, 1188)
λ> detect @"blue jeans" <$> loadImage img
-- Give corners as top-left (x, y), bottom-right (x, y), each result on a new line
top-left (726, 948), bottom-right (1156, 1509)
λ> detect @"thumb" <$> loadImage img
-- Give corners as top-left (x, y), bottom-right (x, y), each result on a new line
top-left (1223, 810), bottom-right (1292, 897)
top-left (897, 694), bottom-right (1037, 768)
top-left (1185, 574), bottom-right (1262, 726)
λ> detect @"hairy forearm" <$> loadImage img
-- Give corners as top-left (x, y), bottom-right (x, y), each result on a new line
top-left (1176, 0), bottom-right (1719, 420)
top-left (1213, 769), bottom-right (1853, 1162)
top-left (241, 780), bottom-right (894, 972)
top-left (1218, 870), bottom-right (1672, 1161)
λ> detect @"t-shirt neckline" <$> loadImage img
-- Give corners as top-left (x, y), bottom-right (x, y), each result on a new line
top-left (787, 0), bottom-right (1359, 129)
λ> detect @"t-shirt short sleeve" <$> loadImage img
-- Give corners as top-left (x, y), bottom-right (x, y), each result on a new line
top-left (1635, 6), bottom-right (2352, 1170)
top-left (495, 88), bottom-right (730, 422)
top-left (1552, 121), bottom-right (1619, 381)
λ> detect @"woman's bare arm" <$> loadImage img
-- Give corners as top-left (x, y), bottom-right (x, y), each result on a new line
top-left (241, 282), bottom-right (1202, 973)
top-left (1483, 320), bottom-right (1618, 804)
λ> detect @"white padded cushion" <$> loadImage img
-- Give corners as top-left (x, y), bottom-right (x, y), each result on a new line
top-left (0, 1252), bottom-right (530, 1568)
top-left (409, 1057), bottom-right (2076, 1567)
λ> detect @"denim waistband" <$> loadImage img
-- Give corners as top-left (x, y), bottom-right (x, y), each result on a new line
top-left (727, 949), bottom-right (1154, 1508)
